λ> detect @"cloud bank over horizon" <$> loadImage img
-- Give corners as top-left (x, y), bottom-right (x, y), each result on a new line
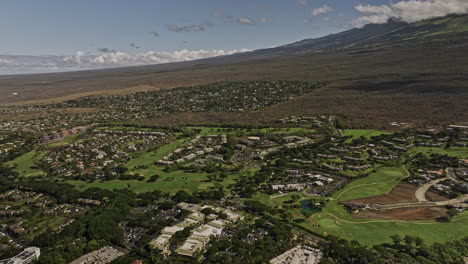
top-left (352, 0), bottom-right (468, 27)
top-left (0, 48), bottom-right (249, 75)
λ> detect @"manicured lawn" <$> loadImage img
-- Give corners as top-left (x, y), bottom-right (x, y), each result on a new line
top-left (68, 137), bottom-right (243, 194)
top-left (5, 148), bottom-right (47, 177)
top-left (188, 126), bottom-right (315, 136)
top-left (304, 210), bottom-right (468, 246)
top-left (335, 166), bottom-right (408, 202)
top-left (256, 166), bottom-right (468, 246)
top-left (408, 146), bottom-right (468, 158)
top-left (297, 166), bottom-right (468, 246)
top-left (188, 127), bottom-right (233, 135)
top-left (126, 138), bottom-right (189, 169)
top-left (253, 192), bottom-right (271, 205)
top-left (47, 134), bottom-right (81, 147)
top-left (343, 129), bottom-right (392, 142)
top-left (67, 170), bottom-right (214, 193)
top-left (262, 127), bottom-right (316, 136)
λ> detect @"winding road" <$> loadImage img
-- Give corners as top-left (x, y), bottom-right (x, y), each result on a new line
top-left (372, 168), bottom-right (468, 210)
top-left (371, 195), bottom-right (468, 210)
top-left (337, 167), bottom-right (468, 210)
top-left (414, 176), bottom-right (449, 202)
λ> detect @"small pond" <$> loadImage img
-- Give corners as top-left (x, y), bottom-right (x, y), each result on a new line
top-left (299, 199), bottom-right (321, 214)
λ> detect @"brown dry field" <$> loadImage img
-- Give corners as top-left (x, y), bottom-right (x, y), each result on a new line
top-left (0, 107), bottom-right (102, 121)
top-left (353, 206), bottom-right (448, 220)
top-left (426, 191), bottom-right (450, 202)
top-left (142, 83), bottom-right (468, 128)
top-left (341, 183), bottom-right (448, 206)
top-left (1, 44), bottom-right (468, 126)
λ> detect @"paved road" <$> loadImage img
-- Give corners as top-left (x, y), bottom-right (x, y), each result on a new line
top-left (414, 176), bottom-right (449, 202)
top-left (372, 194), bottom-right (468, 210)
top-left (435, 195), bottom-right (468, 207)
top-left (414, 168), bottom-right (457, 202)
top-left (372, 167), bottom-right (467, 210)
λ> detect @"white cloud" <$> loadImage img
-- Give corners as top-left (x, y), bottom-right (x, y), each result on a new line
top-left (355, 4), bottom-right (395, 15)
top-left (352, 0), bottom-right (468, 28)
top-left (312, 5), bottom-right (333, 17)
top-left (166, 22), bottom-right (213, 32)
top-left (237, 17), bottom-right (256, 25)
top-left (260, 17), bottom-right (272, 23)
top-left (0, 49), bottom-right (250, 75)
top-left (0, 58), bottom-right (10, 66)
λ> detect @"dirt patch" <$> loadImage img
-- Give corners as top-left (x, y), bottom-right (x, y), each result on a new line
top-left (343, 183), bottom-right (418, 205)
top-left (353, 206), bottom-right (447, 220)
top-left (341, 183), bottom-right (449, 206)
top-left (425, 191), bottom-right (449, 202)
top-left (0, 107), bottom-right (102, 121)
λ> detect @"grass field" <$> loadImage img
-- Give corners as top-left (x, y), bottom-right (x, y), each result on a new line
top-left (67, 169), bottom-right (216, 194)
top-left (189, 126), bottom-right (315, 136)
top-left (408, 146), bottom-right (468, 158)
top-left (6, 132), bottom-right (248, 194)
top-left (67, 137), bottom-right (245, 194)
top-left (305, 210), bottom-right (468, 246)
top-left (303, 166), bottom-right (468, 245)
top-left (5, 148), bottom-right (47, 177)
top-left (266, 192), bottom-right (316, 207)
top-left (335, 166), bottom-right (408, 202)
top-left (254, 166), bottom-right (468, 246)
top-left (47, 134), bottom-right (82, 147)
top-left (343, 129), bottom-right (393, 142)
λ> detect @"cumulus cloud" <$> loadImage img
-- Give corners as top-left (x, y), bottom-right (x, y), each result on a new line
top-left (312, 5), bottom-right (333, 16)
top-left (0, 58), bottom-right (10, 66)
top-left (260, 17), bottom-right (272, 23)
top-left (237, 17), bottom-right (256, 25)
top-left (352, 0), bottom-right (468, 27)
top-left (166, 22), bottom-right (213, 32)
top-left (0, 49), bottom-right (250, 75)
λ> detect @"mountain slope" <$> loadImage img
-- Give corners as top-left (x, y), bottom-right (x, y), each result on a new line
top-left (226, 14), bottom-right (464, 61)
top-left (0, 14), bottom-right (468, 127)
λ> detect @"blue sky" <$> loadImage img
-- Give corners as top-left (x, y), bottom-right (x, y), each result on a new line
top-left (0, 0), bottom-right (391, 55)
top-left (0, 0), bottom-right (466, 74)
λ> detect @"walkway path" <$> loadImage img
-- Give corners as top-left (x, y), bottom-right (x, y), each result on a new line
top-left (335, 165), bottom-right (409, 201)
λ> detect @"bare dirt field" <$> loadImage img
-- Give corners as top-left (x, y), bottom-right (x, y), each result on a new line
top-left (0, 107), bottom-right (102, 121)
top-left (353, 206), bottom-right (447, 220)
top-left (343, 183), bottom-right (418, 205)
top-left (426, 191), bottom-right (449, 202)
top-left (341, 183), bottom-right (448, 206)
